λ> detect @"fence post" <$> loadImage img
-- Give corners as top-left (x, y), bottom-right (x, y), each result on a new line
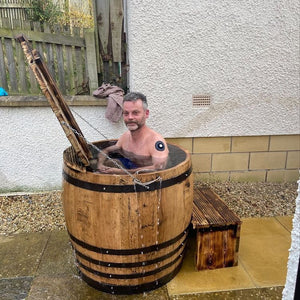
top-left (84, 28), bottom-right (99, 94)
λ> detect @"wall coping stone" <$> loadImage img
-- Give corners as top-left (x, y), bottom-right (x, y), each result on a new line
top-left (0, 95), bottom-right (107, 107)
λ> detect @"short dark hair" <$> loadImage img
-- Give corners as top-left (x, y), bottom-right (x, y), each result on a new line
top-left (123, 92), bottom-right (148, 109)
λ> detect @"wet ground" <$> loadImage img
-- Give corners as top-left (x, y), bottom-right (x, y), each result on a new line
top-left (0, 216), bottom-right (290, 300)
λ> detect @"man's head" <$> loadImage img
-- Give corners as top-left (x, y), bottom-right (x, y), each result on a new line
top-left (123, 92), bottom-right (148, 110)
top-left (122, 92), bottom-right (149, 132)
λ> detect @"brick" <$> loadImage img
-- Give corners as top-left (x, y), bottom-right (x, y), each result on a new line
top-left (191, 154), bottom-right (211, 172)
top-left (267, 170), bottom-right (300, 182)
top-left (212, 153), bottom-right (249, 171)
top-left (166, 138), bottom-right (193, 152)
top-left (250, 152), bottom-right (286, 170)
top-left (232, 136), bottom-right (269, 152)
top-left (286, 151), bottom-right (300, 169)
top-left (230, 171), bottom-right (266, 182)
top-left (270, 135), bottom-right (300, 151)
top-left (193, 137), bottom-right (231, 153)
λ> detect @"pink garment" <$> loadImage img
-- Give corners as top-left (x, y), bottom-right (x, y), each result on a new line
top-left (93, 83), bottom-right (124, 123)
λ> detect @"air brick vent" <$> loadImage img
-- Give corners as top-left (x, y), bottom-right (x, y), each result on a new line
top-left (192, 95), bottom-right (211, 107)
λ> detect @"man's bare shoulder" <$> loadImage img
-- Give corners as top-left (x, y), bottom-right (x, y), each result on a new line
top-left (146, 128), bottom-right (167, 144)
top-left (117, 131), bottom-right (130, 144)
top-left (146, 128), bottom-right (168, 153)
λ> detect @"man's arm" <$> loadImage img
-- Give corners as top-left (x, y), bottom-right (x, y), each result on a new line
top-left (97, 144), bottom-right (121, 171)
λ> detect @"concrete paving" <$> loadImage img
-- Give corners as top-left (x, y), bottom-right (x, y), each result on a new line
top-left (0, 216), bottom-right (292, 299)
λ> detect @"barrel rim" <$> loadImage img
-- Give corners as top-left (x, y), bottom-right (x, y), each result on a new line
top-left (62, 165), bottom-right (192, 193)
top-left (63, 141), bottom-right (192, 185)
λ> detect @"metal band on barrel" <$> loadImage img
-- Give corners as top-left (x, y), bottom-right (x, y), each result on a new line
top-left (77, 249), bottom-right (183, 279)
top-left (68, 222), bottom-right (189, 255)
top-left (74, 233), bottom-right (188, 268)
top-left (62, 166), bottom-right (192, 193)
top-left (79, 260), bottom-right (183, 295)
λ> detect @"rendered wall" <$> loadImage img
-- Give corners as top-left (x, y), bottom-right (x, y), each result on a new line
top-left (0, 101), bottom-right (125, 192)
top-left (126, 0), bottom-right (299, 138)
top-left (0, 0), bottom-right (299, 191)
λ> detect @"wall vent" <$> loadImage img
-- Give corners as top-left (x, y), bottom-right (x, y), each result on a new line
top-left (192, 95), bottom-right (211, 107)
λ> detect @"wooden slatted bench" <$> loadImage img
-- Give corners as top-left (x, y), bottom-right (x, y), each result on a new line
top-left (191, 187), bottom-right (242, 271)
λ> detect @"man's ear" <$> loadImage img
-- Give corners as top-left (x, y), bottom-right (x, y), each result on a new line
top-left (145, 109), bottom-right (150, 118)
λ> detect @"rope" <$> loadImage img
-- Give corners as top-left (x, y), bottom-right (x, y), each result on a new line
top-left (70, 108), bottom-right (109, 140)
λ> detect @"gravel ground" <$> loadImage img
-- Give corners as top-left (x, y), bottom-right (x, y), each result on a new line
top-left (0, 182), bottom-right (298, 236)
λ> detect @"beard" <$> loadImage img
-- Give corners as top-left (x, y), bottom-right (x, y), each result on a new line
top-left (125, 122), bottom-right (140, 131)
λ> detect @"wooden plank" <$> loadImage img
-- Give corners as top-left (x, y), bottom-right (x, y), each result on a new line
top-left (84, 29), bottom-right (98, 92)
top-left (192, 204), bottom-right (210, 228)
top-left (0, 28), bottom-right (85, 47)
top-left (96, 0), bottom-right (109, 56)
top-left (110, 0), bottom-right (123, 62)
top-left (12, 18), bottom-right (22, 29)
top-left (200, 188), bottom-right (242, 224)
top-left (65, 45), bottom-right (75, 94)
top-left (53, 24), bottom-right (66, 94)
top-left (56, 43), bottom-right (66, 94)
top-left (15, 36), bottom-right (27, 92)
top-left (17, 34), bottom-right (92, 165)
top-left (43, 23), bottom-right (55, 79)
top-left (74, 46), bottom-right (84, 93)
top-left (193, 188), bottom-right (225, 226)
top-left (0, 38), bottom-right (8, 90)
top-left (5, 37), bottom-right (18, 92)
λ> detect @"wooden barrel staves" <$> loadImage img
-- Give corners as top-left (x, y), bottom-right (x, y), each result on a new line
top-left (62, 141), bottom-right (193, 295)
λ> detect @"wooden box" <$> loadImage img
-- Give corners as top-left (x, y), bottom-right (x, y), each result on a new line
top-left (191, 187), bottom-right (242, 271)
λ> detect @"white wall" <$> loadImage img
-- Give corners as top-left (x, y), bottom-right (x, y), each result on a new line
top-left (126, 0), bottom-right (299, 137)
top-left (0, 0), bottom-right (299, 191)
top-left (0, 106), bottom-right (125, 192)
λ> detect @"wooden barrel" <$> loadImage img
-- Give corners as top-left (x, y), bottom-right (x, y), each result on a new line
top-left (62, 141), bottom-right (193, 295)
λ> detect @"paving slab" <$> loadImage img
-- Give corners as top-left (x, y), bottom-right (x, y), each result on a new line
top-left (275, 215), bottom-right (293, 232)
top-left (35, 230), bottom-right (76, 276)
top-left (239, 217), bottom-right (291, 287)
top-left (167, 216), bottom-right (292, 297)
top-left (0, 276), bottom-right (33, 300)
top-left (28, 274), bottom-right (169, 300)
top-left (0, 232), bottom-right (50, 277)
top-left (28, 230), bottom-right (170, 299)
top-left (0, 216), bottom-right (292, 299)
top-left (166, 235), bottom-right (255, 295)
top-left (168, 286), bottom-right (284, 299)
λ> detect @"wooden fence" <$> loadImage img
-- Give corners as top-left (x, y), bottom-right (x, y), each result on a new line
top-left (0, 0), bottom-right (33, 28)
top-left (0, 0), bottom-right (128, 95)
top-left (0, 18), bottom-right (99, 96)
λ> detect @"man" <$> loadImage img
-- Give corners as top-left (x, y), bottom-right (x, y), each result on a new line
top-left (97, 92), bottom-right (169, 174)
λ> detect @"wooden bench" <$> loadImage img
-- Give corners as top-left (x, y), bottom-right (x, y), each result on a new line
top-left (191, 187), bottom-right (242, 271)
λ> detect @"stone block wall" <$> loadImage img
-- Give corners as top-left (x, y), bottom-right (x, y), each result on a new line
top-left (166, 135), bottom-right (300, 182)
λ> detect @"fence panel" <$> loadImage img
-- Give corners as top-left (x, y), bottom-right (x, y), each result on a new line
top-left (0, 0), bottom-right (33, 28)
top-left (0, 18), bottom-right (98, 95)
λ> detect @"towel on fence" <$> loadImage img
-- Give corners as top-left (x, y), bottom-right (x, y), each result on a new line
top-left (93, 83), bottom-right (124, 123)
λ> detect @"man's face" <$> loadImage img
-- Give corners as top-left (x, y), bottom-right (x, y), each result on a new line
top-left (123, 99), bottom-right (149, 131)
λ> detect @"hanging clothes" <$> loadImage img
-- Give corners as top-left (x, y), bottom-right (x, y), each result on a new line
top-left (93, 83), bottom-right (124, 123)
